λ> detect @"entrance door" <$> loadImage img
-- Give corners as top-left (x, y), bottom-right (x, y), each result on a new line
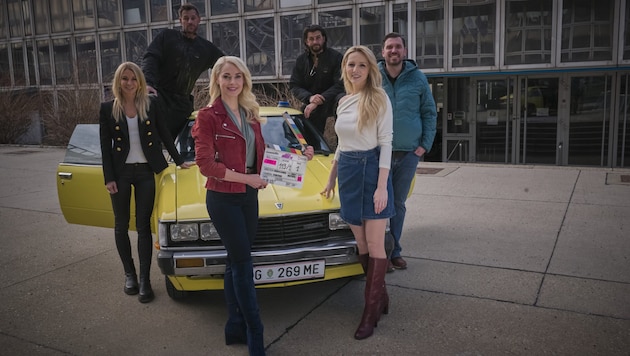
top-left (474, 78), bottom-right (511, 163)
top-left (567, 74), bottom-right (613, 166)
top-left (512, 77), bottom-right (560, 164)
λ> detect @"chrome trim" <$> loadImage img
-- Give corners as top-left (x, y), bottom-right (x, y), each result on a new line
top-left (160, 241), bottom-right (358, 276)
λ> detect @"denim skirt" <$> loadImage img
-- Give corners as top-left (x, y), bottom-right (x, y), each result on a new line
top-left (337, 147), bottom-right (395, 226)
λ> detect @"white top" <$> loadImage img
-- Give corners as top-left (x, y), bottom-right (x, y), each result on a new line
top-left (334, 93), bottom-right (393, 168)
top-left (125, 116), bottom-right (148, 164)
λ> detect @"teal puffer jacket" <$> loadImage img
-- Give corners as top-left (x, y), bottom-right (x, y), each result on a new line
top-left (378, 60), bottom-right (437, 153)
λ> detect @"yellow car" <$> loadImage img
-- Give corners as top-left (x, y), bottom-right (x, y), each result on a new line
top-left (57, 106), bottom-right (364, 299)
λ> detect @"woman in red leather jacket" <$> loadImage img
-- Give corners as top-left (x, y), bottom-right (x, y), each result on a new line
top-left (192, 56), bottom-right (313, 356)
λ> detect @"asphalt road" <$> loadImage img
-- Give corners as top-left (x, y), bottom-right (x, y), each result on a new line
top-left (1, 145), bottom-right (629, 356)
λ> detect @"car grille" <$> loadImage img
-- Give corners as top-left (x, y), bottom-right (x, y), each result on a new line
top-left (254, 213), bottom-right (332, 246)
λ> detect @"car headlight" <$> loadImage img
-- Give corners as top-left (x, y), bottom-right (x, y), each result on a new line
top-left (329, 213), bottom-right (349, 230)
top-left (200, 222), bottom-right (221, 241)
top-left (170, 223), bottom-right (199, 241)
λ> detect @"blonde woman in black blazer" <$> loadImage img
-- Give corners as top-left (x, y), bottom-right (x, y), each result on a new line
top-left (99, 62), bottom-right (191, 303)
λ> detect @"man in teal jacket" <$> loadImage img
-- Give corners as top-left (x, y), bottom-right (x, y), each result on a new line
top-left (378, 33), bottom-right (437, 271)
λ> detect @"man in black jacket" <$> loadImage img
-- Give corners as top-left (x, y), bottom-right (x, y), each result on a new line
top-left (143, 3), bottom-right (224, 139)
top-left (289, 24), bottom-right (345, 135)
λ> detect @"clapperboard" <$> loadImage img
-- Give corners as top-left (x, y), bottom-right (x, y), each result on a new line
top-left (259, 113), bottom-right (309, 189)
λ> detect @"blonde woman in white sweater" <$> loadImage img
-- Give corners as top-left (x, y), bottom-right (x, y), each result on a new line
top-left (321, 45), bottom-right (394, 340)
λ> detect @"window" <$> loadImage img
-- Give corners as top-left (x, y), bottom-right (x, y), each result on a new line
top-left (281, 0), bottom-right (310, 7)
top-left (8, 0), bottom-right (23, 37)
top-left (12, 42), bottom-right (26, 86)
top-left (97, 0), bottom-right (120, 28)
top-left (0, 44), bottom-right (9, 86)
top-left (211, 0), bottom-right (237, 15)
top-left (33, 0), bottom-right (50, 35)
top-left (100, 33), bottom-right (121, 83)
top-left (452, 0), bottom-right (496, 67)
top-left (318, 9), bottom-right (352, 54)
top-left (246, 17), bottom-right (275, 76)
top-left (281, 14), bottom-right (312, 76)
top-left (124, 30), bottom-right (147, 65)
top-left (53, 38), bottom-right (74, 85)
top-left (37, 40), bottom-right (53, 85)
top-left (416, 0), bottom-right (445, 69)
top-left (360, 5), bottom-right (385, 56)
top-left (561, 0), bottom-right (613, 62)
top-left (150, 0), bottom-right (168, 22)
top-left (393, 4), bottom-right (408, 38)
top-left (51, 0), bottom-right (72, 33)
top-left (123, 0), bottom-right (146, 25)
top-left (73, 0), bottom-right (96, 31)
top-left (76, 36), bottom-right (97, 84)
top-left (245, 0), bottom-right (273, 12)
top-left (211, 21), bottom-right (241, 57)
top-left (504, 0), bottom-right (552, 65)
top-left (26, 40), bottom-right (36, 85)
top-left (0, 2), bottom-right (5, 39)
top-left (625, 3), bottom-right (630, 60)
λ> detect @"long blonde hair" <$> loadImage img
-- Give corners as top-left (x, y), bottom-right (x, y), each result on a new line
top-left (208, 56), bottom-right (261, 123)
top-left (111, 62), bottom-right (150, 122)
top-left (341, 46), bottom-right (388, 131)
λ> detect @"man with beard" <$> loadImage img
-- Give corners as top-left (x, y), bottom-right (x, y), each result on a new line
top-left (378, 33), bottom-right (437, 272)
top-left (143, 3), bottom-right (224, 140)
top-left (289, 24), bottom-right (345, 135)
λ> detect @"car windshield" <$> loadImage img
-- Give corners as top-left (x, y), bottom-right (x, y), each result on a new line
top-left (177, 114), bottom-right (332, 161)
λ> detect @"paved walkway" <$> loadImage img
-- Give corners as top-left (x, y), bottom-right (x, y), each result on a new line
top-left (0, 145), bottom-right (629, 355)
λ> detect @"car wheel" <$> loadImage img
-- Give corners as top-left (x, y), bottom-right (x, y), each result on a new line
top-left (165, 277), bottom-right (189, 300)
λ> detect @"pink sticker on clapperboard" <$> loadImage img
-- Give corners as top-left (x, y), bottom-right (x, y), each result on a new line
top-left (264, 158), bottom-right (277, 165)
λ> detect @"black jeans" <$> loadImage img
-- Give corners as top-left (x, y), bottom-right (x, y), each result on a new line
top-left (110, 163), bottom-right (155, 277)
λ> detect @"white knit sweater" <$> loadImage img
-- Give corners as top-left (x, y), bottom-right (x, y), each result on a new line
top-left (334, 93), bottom-right (393, 168)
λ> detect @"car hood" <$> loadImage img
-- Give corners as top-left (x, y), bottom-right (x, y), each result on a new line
top-left (165, 156), bottom-right (340, 222)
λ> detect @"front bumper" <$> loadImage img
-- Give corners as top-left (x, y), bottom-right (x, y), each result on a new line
top-left (157, 240), bottom-right (361, 290)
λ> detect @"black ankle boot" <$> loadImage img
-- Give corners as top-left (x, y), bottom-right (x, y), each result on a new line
top-left (138, 277), bottom-right (154, 303)
top-left (124, 273), bottom-right (138, 295)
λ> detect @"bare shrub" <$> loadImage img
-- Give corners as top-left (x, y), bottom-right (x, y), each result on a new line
top-left (41, 88), bottom-right (101, 146)
top-left (253, 83), bottom-right (302, 108)
top-left (0, 89), bottom-right (38, 144)
top-left (192, 83), bottom-right (210, 110)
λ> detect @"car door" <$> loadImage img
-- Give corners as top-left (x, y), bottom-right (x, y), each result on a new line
top-left (57, 124), bottom-right (117, 228)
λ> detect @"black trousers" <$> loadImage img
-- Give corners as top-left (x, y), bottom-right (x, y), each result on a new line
top-left (110, 163), bottom-right (155, 277)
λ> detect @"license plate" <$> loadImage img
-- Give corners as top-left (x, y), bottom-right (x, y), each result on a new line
top-left (254, 260), bottom-right (325, 284)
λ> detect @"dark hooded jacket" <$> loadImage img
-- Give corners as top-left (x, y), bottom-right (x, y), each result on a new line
top-left (289, 46), bottom-right (344, 117)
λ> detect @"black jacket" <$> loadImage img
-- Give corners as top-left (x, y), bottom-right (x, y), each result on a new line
top-left (142, 29), bottom-right (224, 98)
top-left (289, 47), bottom-right (345, 115)
top-left (99, 97), bottom-right (185, 184)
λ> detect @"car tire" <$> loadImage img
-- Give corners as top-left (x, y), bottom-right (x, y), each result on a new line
top-left (165, 277), bottom-right (189, 300)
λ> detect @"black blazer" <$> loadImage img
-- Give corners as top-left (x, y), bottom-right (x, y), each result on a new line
top-left (99, 97), bottom-right (185, 184)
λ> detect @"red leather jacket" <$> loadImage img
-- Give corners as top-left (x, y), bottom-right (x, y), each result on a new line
top-left (191, 98), bottom-right (265, 193)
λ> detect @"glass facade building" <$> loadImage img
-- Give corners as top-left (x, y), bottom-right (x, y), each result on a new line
top-left (2, 0), bottom-right (630, 167)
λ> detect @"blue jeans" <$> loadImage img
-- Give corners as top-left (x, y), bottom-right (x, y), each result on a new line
top-left (206, 187), bottom-right (265, 355)
top-left (390, 151), bottom-right (420, 259)
top-left (206, 187), bottom-right (259, 263)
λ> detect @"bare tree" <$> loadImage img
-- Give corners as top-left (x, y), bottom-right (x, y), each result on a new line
top-left (0, 89), bottom-right (38, 144)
